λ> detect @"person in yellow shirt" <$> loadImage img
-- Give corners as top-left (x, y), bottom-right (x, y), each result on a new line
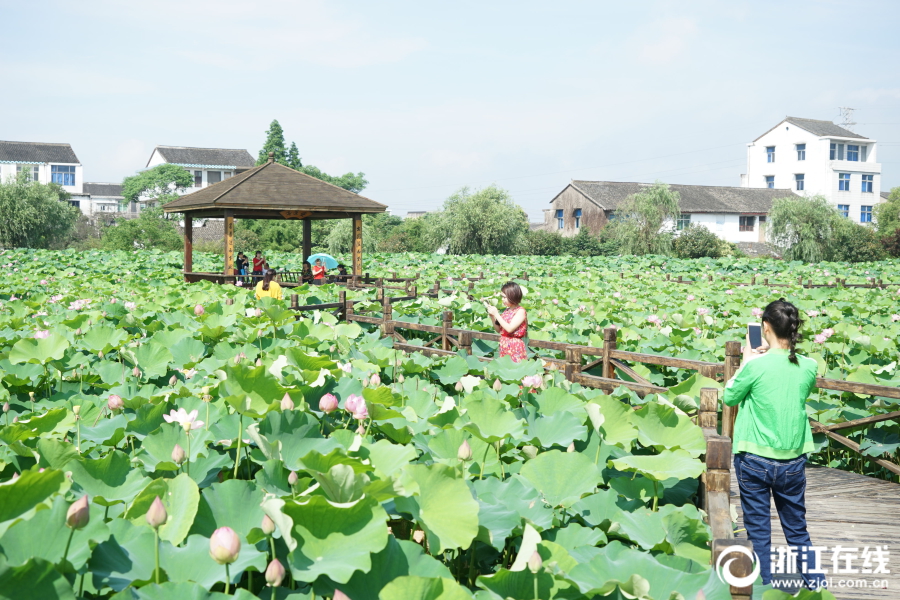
top-left (255, 269), bottom-right (283, 300)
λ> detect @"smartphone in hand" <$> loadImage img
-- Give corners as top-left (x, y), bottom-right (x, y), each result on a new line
top-left (747, 323), bottom-right (763, 350)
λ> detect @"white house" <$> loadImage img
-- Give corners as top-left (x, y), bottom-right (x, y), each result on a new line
top-left (145, 145), bottom-right (256, 195)
top-left (545, 181), bottom-right (799, 244)
top-left (0, 140), bottom-right (84, 196)
top-left (81, 182), bottom-right (135, 218)
top-left (742, 117), bottom-right (883, 224)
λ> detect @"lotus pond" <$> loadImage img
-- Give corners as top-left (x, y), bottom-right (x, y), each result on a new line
top-left (2, 248), bottom-right (893, 600)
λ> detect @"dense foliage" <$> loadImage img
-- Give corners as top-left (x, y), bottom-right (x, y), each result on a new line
top-left (604, 182), bottom-right (680, 256)
top-left (673, 225), bottom-right (723, 259)
top-left (0, 173), bottom-right (79, 249)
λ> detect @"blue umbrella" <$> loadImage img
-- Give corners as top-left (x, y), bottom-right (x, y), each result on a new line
top-left (306, 253), bottom-right (339, 269)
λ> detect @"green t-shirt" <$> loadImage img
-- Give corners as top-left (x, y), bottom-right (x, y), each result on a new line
top-left (722, 348), bottom-right (817, 459)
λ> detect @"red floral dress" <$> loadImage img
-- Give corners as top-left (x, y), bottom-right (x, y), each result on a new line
top-left (499, 307), bottom-right (528, 363)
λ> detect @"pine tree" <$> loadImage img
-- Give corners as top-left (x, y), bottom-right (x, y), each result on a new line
top-left (257, 120), bottom-right (287, 165)
top-left (287, 142), bottom-right (302, 170)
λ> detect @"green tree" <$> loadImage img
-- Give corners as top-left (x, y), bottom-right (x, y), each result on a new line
top-left (101, 212), bottom-right (183, 251)
top-left (287, 142), bottom-right (302, 170)
top-left (831, 218), bottom-right (886, 262)
top-left (122, 163), bottom-right (194, 206)
top-left (605, 182), bottom-right (681, 255)
top-left (673, 224), bottom-right (724, 259)
top-left (874, 186), bottom-right (900, 237)
top-left (297, 165), bottom-right (368, 194)
top-left (431, 185), bottom-right (529, 255)
top-left (326, 213), bottom-right (402, 254)
top-left (767, 195), bottom-right (838, 262)
top-left (257, 120), bottom-right (288, 165)
top-left (0, 172), bottom-right (79, 248)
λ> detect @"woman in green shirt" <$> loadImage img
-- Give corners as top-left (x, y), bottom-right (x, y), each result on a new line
top-left (723, 299), bottom-right (824, 590)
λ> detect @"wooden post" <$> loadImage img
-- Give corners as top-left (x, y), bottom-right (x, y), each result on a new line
top-left (381, 297), bottom-right (394, 339)
top-left (764, 278), bottom-right (769, 285)
top-left (459, 330), bottom-right (472, 355)
top-left (564, 346), bottom-right (581, 382)
top-left (223, 210), bottom-right (234, 276)
top-left (183, 214), bottom-right (193, 278)
top-left (722, 341), bottom-right (742, 439)
top-left (666, 274), bottom-right (671, 281)
top-left (699, 364), bottom-right (717, 380)
top-left (699, 388), bottom-right (718, 429)
top-left (712, 539), bottom-right (754, 600)
top-left (806, 279), bottom-right (812, 288)
top-left (620, 272), bottom-right (625, 279)
top-left (750, 275), bottom-right (756, 285)
top-left (351, 213), bottom-right (363, 278)
top-left (225, 297), bottom-right (234, 306)
top-left (376, 287), bottom-right (384, 303)
top-left (442, 311), bottom-right (453, 351)
top-left (602, 327), bottom-right (617, 379)
top-left (522, 271), bottom-right (528, 281)
top-left (302, 219), bottom-right (312, 262)
top-left (433, 280), bottom-right (440, 293)
top-left (338, 291), bottom-right (346, 321)
top-left (411, 285), bottom-right (417, 298)
top-left (677, 275), bottom-right (682, 283)
top-left (345, 300), bottom-right (355, 322)
top-left (290, 294), bottom-right (299, 310)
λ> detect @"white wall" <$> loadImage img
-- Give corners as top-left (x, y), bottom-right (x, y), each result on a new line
top-left (681, 213), bottom-right (763, 244)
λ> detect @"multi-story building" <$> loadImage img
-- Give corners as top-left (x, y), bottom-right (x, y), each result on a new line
top-left (145, 145), bottom-right (256, 195)
top-left (0, 140), bottom-right (83, 195)
top-left (742, 117), bottom-right (883, 224)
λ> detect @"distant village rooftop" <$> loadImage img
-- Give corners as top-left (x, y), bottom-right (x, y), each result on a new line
top-left (0, 140), bottom-right (80, 164)
top-left (753, 117), bottom-right (869, 142)
top-left (147, 146), bottom-right (256, 169)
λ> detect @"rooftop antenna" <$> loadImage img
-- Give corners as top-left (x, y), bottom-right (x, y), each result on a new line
top-left (837, 107), bottom-right (856, 131)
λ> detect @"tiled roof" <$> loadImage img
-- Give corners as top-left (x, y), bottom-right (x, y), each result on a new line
top-left (150, 146), bottom-right (255, 168)
top-left (565, 181), bottom-right (798, 213)
top-left (163, 160), bottom-right (386, 215)
top-left (754, 117), bottom-right (868, 142)
top-left (882, 191), bottom-right (892, 200)
top-left (0, 141), bottom-right (80, 163)
top-left (84, 183), bottom-right (124, 197)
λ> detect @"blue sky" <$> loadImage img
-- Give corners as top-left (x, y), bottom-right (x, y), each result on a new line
top-left (2, 0), bottom-right (898, 220)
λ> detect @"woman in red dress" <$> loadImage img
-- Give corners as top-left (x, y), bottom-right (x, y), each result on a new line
top-left (485, 282), bottom-right (528, 362)
top-left (311, 258), bottom-right (327, 286)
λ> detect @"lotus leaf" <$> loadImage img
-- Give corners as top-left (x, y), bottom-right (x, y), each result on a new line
top-left (519, 450), bottom-right (602, 508)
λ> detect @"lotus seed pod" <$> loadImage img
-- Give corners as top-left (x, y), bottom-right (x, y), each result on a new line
top-left (209, 526), bottom-right (241, 565)
top-left (566, 442), bottom-right (576, 453)
top-left (171, 443), bottom-right (186, 465)
top-left (318, 393), bottom-right (338, 414)
top-left (288, 471), bottom-right (299, 486)
top-left (194, 304), bottom-right (205, 316)
top-left (455, 381), bottom-right (464, 392)
top-left (265, 558), bottom-right (285, 587)
top-left (280, 393), bottom-right (294, 411)
top-left (133, 367), bottom-right (141, 378)
top-left (169, 375), bottom-right (178, 386)
top-left (146, 496), bottom-right (167, 529)
top-left (457, 440), bottom-right (473, 462)
top-left (107, 395), bottom-right (124, 411)
top-left (261, 514), bottom-right (276, 535)
top-left (370, 373), bottom-right (381, 387)
top-left (66, 495), bottom-right (90, 529)
top-left (528, 550), bottom-right (543, 573)
top-left (492, 379), bottom-right (502, 392)
top-left (522, 445), bottom-right (538, 460)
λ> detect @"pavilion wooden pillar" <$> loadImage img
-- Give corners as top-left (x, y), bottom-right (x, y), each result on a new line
top-left (352, 213), bottom-right (363, 281)
top-left (183, 214), bottom-right (193, 279)
top-left (302, 218), bottom-right (312, 261)
top-left (224, 209), bottom-right (234, 276)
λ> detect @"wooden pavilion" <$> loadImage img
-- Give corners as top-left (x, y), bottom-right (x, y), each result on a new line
top-left (163, 153), bottom-right (387, 284)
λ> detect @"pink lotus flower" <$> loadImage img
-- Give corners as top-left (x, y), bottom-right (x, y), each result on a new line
top-left (125, 301), bottom-right (136, 310)
top-left (345, 394), bottom-right (368, 420)
top-left (280, 393), bottom-right (295, 411)
top-left (892, 315), bottom-right (900, 322)
top-left (236, 281), bottom-right (243, 287)
top-left (254, 308), bottom-right (262, 317)
top-left (34, 330), bottom-right (49, 339)
top-left (209, 527), bottom-right (241, 564)
top-left (687, 294), bottom-right (695, 301)
top-left (725, 290), bottom-right (734, 295)
top-left (613, 292), bottom-right (622, 298)
top-left (171, 444), bottom-right (186, 465)
top-left (333, 591), bottom-right (351, 600)
top-left (337, 362), bottom-right (353, 374)
top-left (751, 308), bottom-right (763, 318)
top-left (552, 299), bottom-right (559, 305)
top-left (814, 334), bottom-right (827, 344)
top-left (693, 327), bottom-right (702, 335)
top-left (147, 496), bottom-right (167, 529)
top-left (288, 471), bottom-right (298, 486)
top-left (647, 315), bottom-right (661, 324)
top-left (107, 395), bottom-right (124, 411)
top-left (265, 558), bottom-right (285, 587)
top-left (163, 408), bottom-right (204, 430)
top-left (40, 279), bottom-right (47, 285)
top-left (319, 393), bottom-right (338, 413)
top-left (806, 310), bottom-right (820, 318)
top-left (194, 304), bottom-right (205, 316)
top-left (697, 307), bottom-right (710, 316)
top-left (522, 374), bottom-right (543, 389)
top-left (261, 514), bottom-right (276, 535)
top-left (66, 496), bottom-right (90, 529)
top-left (356, 424), bottom-right (366, 435)
top-left (457, 440), bottom-right (473, 461)
top-left (822, 328), bottom-right (835, 338)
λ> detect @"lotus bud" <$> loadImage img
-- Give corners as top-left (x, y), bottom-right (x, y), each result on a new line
top-left (492, 379), bottom-right (502, 392)
top-left (397, 374), bottom-right (405, 383)
top-left (455, 381), bottom-right (464, 392)
top-left (107, 395), bottom-right (124, 411)
top-left (695, 591), bottom-right (706, 600)
top-left (169, 375), bottom-right (177, 386)
top-left (66, 495), bottom-right (90, 529)
top-left (261, 514), bottom-right (276, 535)
top-left (457, 440), bottom-right (473, 462)
top-left (528, 550), bottom-right (543, 573)
top-left (72, 405), bottom-right (81, 416)
top-left (280, 393), bottom-right (294, 411)
top-left (370, 373), bottom-right (381, 387)
top-left (288, 471), bottom-right (298, 486)
top-left (255, 308), bottom-right (262, 317)
top-left (12, 416), bottom-right (17, 423)
top-left (29, 391), bottom-right (35, 400)
top-left (356, 424), bottom-right (366, 435)
top-left (194, 304), bottom-right (205, 316)
top-left (202, 386), bottom-right (211, 395)
top-left (98, 351), bottom-right (104, 358)
top-left (566, 442), bottom-right (576, 453)
top-left (209, 526), bottom-right (241, 565)
top-left (146, 496), bottom-right (167, 529)
top-left (265, 558), bottom-right (285, 587)
top-left (333, 591), bottom-right (351, 600)
top-left (362, 377), bottom-right (369, 388)
top-left (171, 443), bottom-right (186, 465)
top-left (522, 445), bottom-right (538, 460)
top-left (2, 402), bottom-right (7, 413)
top-left (75, 328), bottom-right (82, 335)
top-left (319, 393), bottom-right (338, 414)
top-left (256, 358), bottom-right (263, 366)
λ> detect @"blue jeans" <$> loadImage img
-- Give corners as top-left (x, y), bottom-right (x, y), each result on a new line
top-left (734, 453), bottom-right (825, 588)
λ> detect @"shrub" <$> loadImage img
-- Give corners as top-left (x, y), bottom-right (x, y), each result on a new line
top-left (673, 225), bottom-right (723, 259)
top-left (519, 230), bottom-right (567, 256)
top-left (831, 220), bottom-right (886, 262)
top-left (881, 228), bottom-right (900, 258)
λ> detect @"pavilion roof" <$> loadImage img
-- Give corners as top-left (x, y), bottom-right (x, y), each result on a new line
top-left (163, 160), bottom-right (386, 217)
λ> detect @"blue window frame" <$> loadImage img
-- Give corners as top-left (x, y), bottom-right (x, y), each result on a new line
top-left (795, 174), bottom-right (804, 191)
top-left (51, 165), bottom-right (76, 186)
top-left (838, 173), bottom-right (850, 191)
top-left (574, 208), bottom-right (582, 229)
top-left (847, 145), bottom-right (859, 161)
top-left (766, 146), bottom-right (775, 163)
top-left (838, 204), bottom-right (849, 218)
top-left (555, 209), bottom-right (564, 229)
top-left (796, 144), bottom-right (806, 160)
top-left (862, 174), bottom-right (873, 193)
top-left (765, 176), bottom-right (774, 189)
top-left (861, 205), bottom-right (872, 223)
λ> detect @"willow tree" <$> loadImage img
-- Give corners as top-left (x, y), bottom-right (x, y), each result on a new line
top-left (432, 185), bottom-right (528, 255)
top-left (607, 182), bottom-right (681, 255)
top-left (768, 195), bottom-right (838, 262)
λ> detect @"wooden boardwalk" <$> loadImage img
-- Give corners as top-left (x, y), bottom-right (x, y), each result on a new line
top-left (730, 466), bottom-right (900, 599)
